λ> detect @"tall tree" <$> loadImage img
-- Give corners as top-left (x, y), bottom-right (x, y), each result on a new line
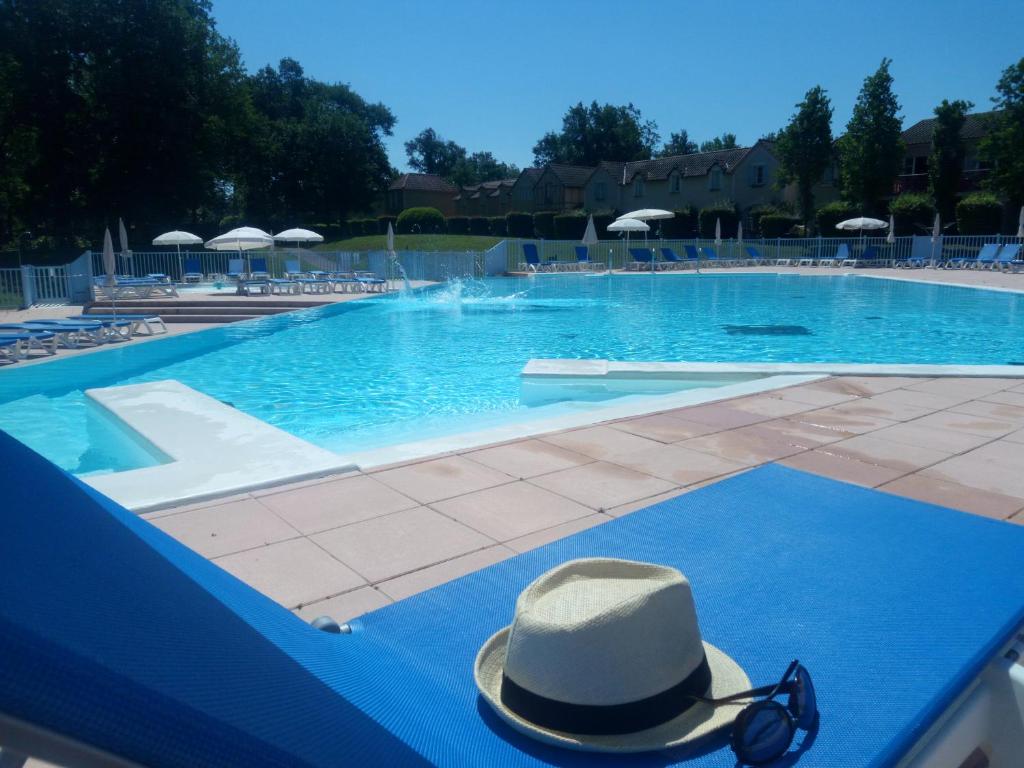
top-left (659, 130), bottom-right (697, 157)
top-left (532, 102), bottom-right (659, 166)
top-left (838, 58), bottom-right (904, 214)
top-left (928, 99), bottom-right (973, 223)
top-left (404, 128), bottom-right (466, 179)
top-left (699, 133), bottom-right (738, 153)
top-left (450, 152), bottom-right (519, 186)
top-left (980, 56), bottom-right (1024, 210)
top-left (775, 86), bottom-right (834, 231)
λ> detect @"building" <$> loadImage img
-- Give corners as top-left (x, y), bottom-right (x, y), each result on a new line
top-left (508, 168), bottom-right (543, 212)
top-left (454, 179), bottom-right (516, 217)
top-left (894, 111), bottom-right (996, 197)
top-left (385, 173), bottom-right (459, 217)
top-left (528, 164), bottom-right (594, 212)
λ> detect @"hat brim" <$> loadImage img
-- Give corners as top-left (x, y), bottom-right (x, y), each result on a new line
top-left (474, 627), bottom-right (752, 753)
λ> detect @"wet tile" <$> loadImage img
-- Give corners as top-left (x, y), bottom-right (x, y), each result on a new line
top-left (294, 586), bottom-right (393, 624)
top-left (541, 425), bottom-right (663, 461)
top-left (376, 545), bottom-right (514, 601)
top-left (505, 514), bottom-right (611, 553)
top-left (372, 456), bottom-right (513, 504)
top-left (215, 538), bottom-right (364, 609)
top-left (530, 462), bottom-right (677, 511)
top-left (878, 475), bottom-right (1024, 520)
top-left (789, 404), bottom-right (897, 434)
top-left (755, 417), bottom-right (853, 446)
top-left (911, 409), bottom-right (1016, 438)
top-left (779, 450), bottom-right (905, 488)
top-left (152, 498), bottom-right (299, 558)
top-left (721, 396), bottom-right (815, 418)
top-left (823, 435), bottom-right (952, 473)
top-left (868, 422), bottom-right (994, 454)
top-left (772, 383), bottom-right (860, 407)
top-left (612, 443), bottom-right (750, 486)
top-left (661, 403), bottom-right (767, 430)
top-left (826, 376), bottom-right (924, 394)
top-left (949, 399), bottom-right (1024, 426)
top-left (609, 413), bottom-right (719, 442)
top-left (258, 474), bottom-right (418, 534)
top-left (464, 439), bottom-right (592, 478)
top-left (679, 424), bottom-right (809, 465)
top-left (311, 506), bottom-right (495, 582)
top-left (431, 481), bottom-right (594, 541)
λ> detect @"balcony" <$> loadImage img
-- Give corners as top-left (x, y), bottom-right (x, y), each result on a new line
top-left (893, 169), bottom-right (990, 196)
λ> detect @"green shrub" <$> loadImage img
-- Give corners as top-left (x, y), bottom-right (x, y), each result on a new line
top-left (506, 212), bottom-right (533, 238)
top-left (815, 201), bottom-right (860, 235)
top-left (554, 213), bottom-right (587, 240)
top-left (376, 216), bottom-right (397, 235)
top-left (956, 192), bottom-right (1003, 235)
top-left (446, 216), bottom-right (470, 235)
top-left (889, 193), bottom-right (934, 235)
top-left (591, 212), bottom-right (616, 239)
top-left (759, 214), bottom-right (801, 238)
top-left (533, 211), bottom-right (556, 239)
top-left (698, 201), bottom-right (739, 238)
top-left (357, 219), bottom-right (378, 236)
top-left (396, 207), bottom-right (445, 234)
top-left (488, 217), bottom-right (507, 236)
top-left (660, 207), bottom-right (698, 238)
top-left (469, 217), bottom-right (490, 236)
top-left (747, 204), bottom-right (791, 235)
top-left (344, 219), bottom-right (362, 237)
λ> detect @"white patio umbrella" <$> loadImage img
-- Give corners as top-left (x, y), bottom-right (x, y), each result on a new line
top-left (930, 213), bottom-right (942, 266)
top-left (886, 215), bottom-right (895, 244)
top-left (608, 218), bottom-right (651, 272)
top-left (618, 208), bottom-right (674, 240)
top-left (1016, 206), bottom-right (1023, 239)
top-left (102, 227), bottom-right (118, 320)
top-left (273, 228), bottom-right (324, 249)
top-left (153, 230), bottom-right (203, 280)
top-left (205, 226), bottom-right (273, 278)
top-left (118, 218), bottom-right (131, 275)
top-left (836, 216), bottom-right (888, 253)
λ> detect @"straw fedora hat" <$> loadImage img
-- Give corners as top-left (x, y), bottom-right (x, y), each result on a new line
top-left (474, 558), bottom-right (750, 752)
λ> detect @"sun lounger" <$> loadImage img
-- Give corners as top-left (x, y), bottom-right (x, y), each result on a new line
top-left (249, 258), bottom-right (271, 280)
top-left (627, 247), bottom-right (657, 271)
top-left (3, 431), bottom-right (1024, 767)
top-left (683, 244), bottom-right (707, 267)
top-left (0, 329), bottom-right (56, 356)
top-left (839, 243), bottom-right (880, 268)
top-left (573, 246), bottom-right (604, 272)
top-left (354, 272), bottom-right (387, 293)
top-left (744, 245), bottom-right (772, 266)
top-left (226, 258), bottom-right (246, 280)
top-left (997, 243), bottom-right (1022, 272)
top-left (0, 335), bottom-right (24, 362)
top-left (182, 259), bottom-right (204, 283)
top-left (94, 277), bottom-right (178, 300)
top-left (658, 247), bottom-right (688, 270)
top-left (237, 280), bottom-right (270, 296)
top-left (0, 321), bottom-right (107, 348)
top-left (283, 260), bottom-right (307, 279)
top-left (267, 279), bottom-right (301, 295)
top-left (70, 314), bottom-right (167, 335)
top-left (700, 246), bottom-right (731, 267)
top-left (519, 243), bottom-right (561, 273)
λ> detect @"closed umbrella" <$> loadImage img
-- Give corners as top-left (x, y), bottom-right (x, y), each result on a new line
top-left (930, 213), bottom-right (941, 267)
top-left (737, 220), bottom-right (743, 244)
top-left (386, 221), bottom-right (395, 254)
top-left (1016, 206), bottom-right (1023, 239)
top-left (103, 227), bottom-right (117, 320)
top-left (886, 215), bottom-right (895, 244)
top-left (153, 230), bottom-right (203, 281)
top-left (582, 215), bottom-right (598, 246)
top-left (608, 218), bottom-right (650, 272)
top-left (205, 226), bottom-right (273, 278)
top-left (715, 218), bottom-right (722, 247)
top-left (118, 218), bottom-right (130, 276)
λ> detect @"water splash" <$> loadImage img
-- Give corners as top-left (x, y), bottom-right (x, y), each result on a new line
top-left (391, 257), bottom-right (412, 294)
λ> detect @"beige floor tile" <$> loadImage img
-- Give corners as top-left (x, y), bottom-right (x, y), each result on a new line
top-left (878, 474), bottom-right (1024, 520)
top-left (949, 399), bottom-right (1024, 426)
top-left (822, 376), bottom-right (924, 394)
top-left (257, 474), bottom-right (418, 534)
top-left (919, 441), bottom-right (1024, 498)
top-left (612, 443), bottom-right (750, 486)
top-left (1001, 427), bottom-right (1024, 444)
top-left (819, 397), bottom-right (931, 424)
top-left (431, 481), bottom-right (594, 541)
top-left (605, 487), bottom-right (695, 517)
top-left (911, 409), bottom-right (1017, 438)
top-left (779, 450), bottom-right (905, 488)
top-left (772, 383), bottom-right (860, 407)
top-left (372, 456), bottom-right (513, 504)
top-left (294, 586), bottom-right (393, 624)
top-left (678, 424), bottom-right (810, 465)
top-left (541, 425), bottom-right (663, 461)
top-left (504, 514), bottom-right (611, 553)
top-left (144, 491), bottom-right (254, 519)
top-left (823, 435), bottom-right (952, 473)
top-left (1009, 510), bottom-right (1024, 525)
top-left (609, 413), bottom-right (719, 442)
top-left (869, 388), bottom-right (969, 412)
top-left (375, 545), bottom-right (514, 601)
top-left (719, 395), bottom-right (815, 418)
top-left (529, 461), bottom-right (677, 511)
top-left (152, 498), bottom-right (299, 559)
top-left (660, 403), bottom-right (767, 430)
top-left (904, 378), bottom-right (1017, 399)
top-left (788, 404), bottom-right (897, 435)
top-left (755, 417), bottom-right (853, 446)
top-left (980, 390), bottom-right (1024, 409)
top-left (464, 439), bottom-right (592, 478)
top-left (868, 422), bottom-right (995, 454)
top-left (214, 538), bottom-right (364, 609)
top-left (250, 471), bottom-right (359, 498)
top-left (311, 506), bottom-right (495, 583)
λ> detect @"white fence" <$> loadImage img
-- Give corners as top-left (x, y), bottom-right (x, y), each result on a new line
top-left (87, 250), bottom-right (376, 281)
top-left (0, 265), bottom-right (72, 308)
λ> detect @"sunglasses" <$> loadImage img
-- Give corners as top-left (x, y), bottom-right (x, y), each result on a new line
top-left (697, 659), bottom-right (817, 765)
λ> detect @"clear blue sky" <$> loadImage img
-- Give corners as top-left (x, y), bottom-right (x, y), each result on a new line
top-left (212, 0), bottom-right (1023, 173)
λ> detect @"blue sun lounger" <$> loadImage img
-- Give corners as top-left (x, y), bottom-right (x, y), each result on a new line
top-left (996, 243), bottom-right (1022, 272)
top-left (0, 336), bottom-right (26, 362)
top-left (573, 246), bottom-right (604, 271)
top-left (3, 429), bottom-right (1024, 767)
top-left (0, 329), bottom-right (57, 357)
top-left (628, 247), bottom-right (657, 270)
top-left (182, 259), bottom-right (204, 283)
top-left (0, 321), bottom-right (107, 348)
top-left (658, 247), bottom-right (688, 270)
top-left (69, 314), bottom-right (166, 335)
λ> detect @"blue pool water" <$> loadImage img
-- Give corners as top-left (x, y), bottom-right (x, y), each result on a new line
top-left (2, 274), bottom-right (1023, 475)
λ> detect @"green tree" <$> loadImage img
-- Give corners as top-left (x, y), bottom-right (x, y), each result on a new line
top-left (928, 99), bottom-right (973, 222)
top-left (699, 133), bottom-right (738, 152)
top-left (532, 102), bottom-right (659, 166)
top-left (404, 128), bottom-right (467, 179)
top-left (659, 130), bottom-right (698, 157)
top-left (450, 151), bottom-right (519, 186)
top-left (775, 86), bottom-right (834, 232)
top-left (980, 57), bottom-right (1024, 209)
top-left (837, 58), bottom-right (904, 214)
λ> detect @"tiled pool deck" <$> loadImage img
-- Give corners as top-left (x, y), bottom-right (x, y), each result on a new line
top-left (142, 374), bottom-right (1024, 626)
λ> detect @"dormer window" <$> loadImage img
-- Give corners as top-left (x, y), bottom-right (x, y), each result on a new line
top-left (751, 165), bottom-right (765, 186)
top-left (709, 167), bottom-right (722, 191)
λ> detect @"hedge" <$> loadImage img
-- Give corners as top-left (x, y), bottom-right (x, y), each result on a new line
top-left (376, 216), bottom-right (397, 235)
top-left (554, 213), bottom-right (587, 240)
top-left (533, 211), bottom-right (556, 239)
top-left (469, 217), bottom-right (490, 236)
top-left (956, 192), bottom-right (1003, 235)
top-left (759, 214), bottom-right (801, 238)
top-left (506, 212), bottom-right (533, 238)
top-left (815, 201), bottom-right (860, 235)
top-left (660, 207), bottom-right (698, 238)
top-left (888, 193), bottom-right (934, 236)
top-left (698, 201), bottom-right (739, 238)
top-left (488, 217), bottom-right (507, 236)
top-left (396, 207), bottom-right (445, 234)
top-left (446, 216), bottom-right (469, 235)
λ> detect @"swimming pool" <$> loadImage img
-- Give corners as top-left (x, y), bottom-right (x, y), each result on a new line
top-left (2, 273), bottom-right (1023, 475)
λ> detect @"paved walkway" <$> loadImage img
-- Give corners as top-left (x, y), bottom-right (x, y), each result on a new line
top-left (142, 375), bottom-right (1024, 627)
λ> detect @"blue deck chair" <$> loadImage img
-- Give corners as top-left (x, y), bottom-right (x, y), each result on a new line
top-left (744, 245), bottom-right (772, 265)
top-left (249, 258), bottom-right (270, 279)
top-left (69, 314), bottom-right (166, 335)
top-left (700, 246), bottom-right (727, 267)
top-left (519, 243), bottom-right (549, 273)
top-left (182, 259), bottom-right (204, 283)
top-left (0, 335), bottom-right (25, 362)
top-left (683, 244), bottom-right (706, 267)
top-left (840, 244), bottom-right (881, 268)
top-left (0, 329), bottom-right (56, 356)
top-left (3, 431), bottom-right (1024, 767)
top-left (0, 321), bottom-right (107, 348)
top-left (572, 245), bottom-right (604, 272)
top-left (973, 243), bottom-right (1001, 270)
top-left (627, 247), bottom-right (655, 270)
top-left (944, 242), bottom-right (999, 270)
top-left (997, 243), bottom-right (1022, 272)
top-left (658, 247), bottom-right (686, 269)
top-left (283, 259), bottom-right (306, 278)
top-left (226, 258), bottom-right (245, 279)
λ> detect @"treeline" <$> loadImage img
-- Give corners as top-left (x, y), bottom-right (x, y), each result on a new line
top-left (0, 0), bottom-right (395, 251)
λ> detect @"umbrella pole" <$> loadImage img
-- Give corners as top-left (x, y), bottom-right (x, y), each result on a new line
top-left (176, 244), bottom-right (182, 283)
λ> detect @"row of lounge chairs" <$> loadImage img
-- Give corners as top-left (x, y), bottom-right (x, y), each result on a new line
top-left (172, 258), bottom-right (388, 295)
top-left (518, 244), bottom-right (605, 272)
top-left (92, 275), bottom-right (179, 300)
top-left (928, 243), bottom-right (1023, 271)
top-left (0, 314), bottom-right (167, 365)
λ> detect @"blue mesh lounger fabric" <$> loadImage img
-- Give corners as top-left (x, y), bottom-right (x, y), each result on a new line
top-left (2, 428), bottom-right (1024, 766)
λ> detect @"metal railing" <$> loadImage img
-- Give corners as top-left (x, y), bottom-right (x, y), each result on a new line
top-left (0, 268), bottom-right (21, 308)
top-left (383, 250), bottom-right (484, 281)
top-left (0, 265), bottom-right (71, 308)
top-left (87, 250), bottom-right (375, 280)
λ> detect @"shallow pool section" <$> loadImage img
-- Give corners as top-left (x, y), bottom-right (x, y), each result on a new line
top-left (2, 274), bottom-right (1024, 475)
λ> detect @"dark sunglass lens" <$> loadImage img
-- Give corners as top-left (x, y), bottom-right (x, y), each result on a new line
top-left (789, 666), bottom-right (817, 730)
top-left (734, 702), bottom-right (794, 764)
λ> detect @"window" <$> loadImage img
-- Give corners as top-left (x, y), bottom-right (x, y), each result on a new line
top-left (709, 167), bottom-right (721, 191)
top-left (751, 164), bottom-right (765, 186)
top-left (634, 177), bottom-right (645, 197)
top-left (544, 183), bottom-right (554, 204)
top-left (595, 181), bottom-right (607, 201)
top-left (904, 156), bottom-right (928, 174)
top-left (670, 173), bottom-right (681, 194)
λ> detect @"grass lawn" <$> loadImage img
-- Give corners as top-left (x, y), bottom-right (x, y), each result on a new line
top-left (316, 233), bottom-right (501, 252)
